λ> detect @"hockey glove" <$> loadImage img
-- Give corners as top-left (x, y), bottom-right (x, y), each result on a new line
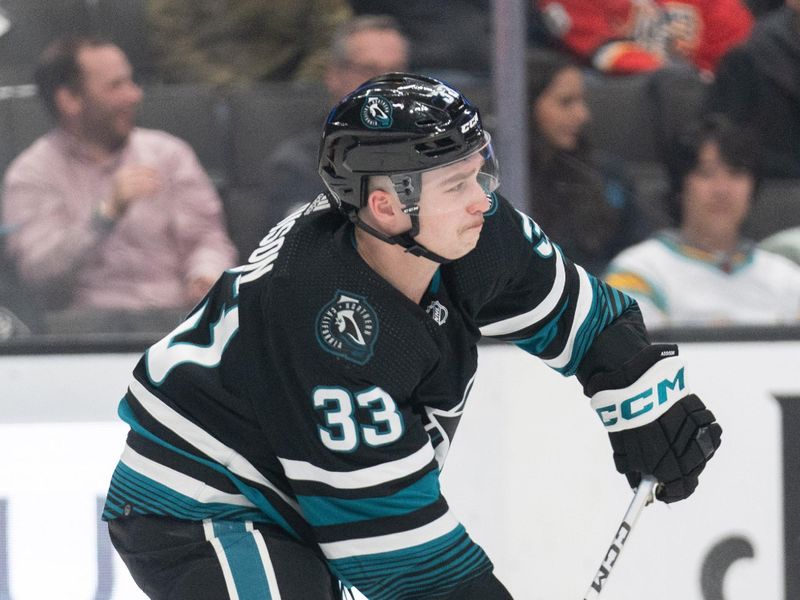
top-left (608, 394), bottom-right (721, 503)
top-left (587, 344), bottom-right (722, 503)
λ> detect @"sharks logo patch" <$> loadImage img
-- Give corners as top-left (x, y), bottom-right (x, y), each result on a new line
top-left (316, 291), bottom-right (379, 365)
top-left (360, 95), bottom-right (393, 129)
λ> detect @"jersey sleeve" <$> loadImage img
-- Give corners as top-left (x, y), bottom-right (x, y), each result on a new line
top-left (261, 274), bottom-right (494, 599)
top-left (604, 266), bottom-right (669, 328)
top-left (472, 195), bottom-right (651, 384)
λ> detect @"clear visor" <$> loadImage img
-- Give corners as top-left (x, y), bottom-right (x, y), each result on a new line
top-left (474, 134), bottom-right (501, 195)
top-left (417, 133), bottom-right (500, 197)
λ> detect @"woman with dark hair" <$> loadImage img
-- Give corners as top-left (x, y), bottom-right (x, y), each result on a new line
top-left (605, 114), bottom-right (800, 327)
top-left (525, 49), bottom-right (645, 275)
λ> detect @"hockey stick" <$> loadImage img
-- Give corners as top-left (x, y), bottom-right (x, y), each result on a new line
top-left (582, 475), bottom-right (660, 599)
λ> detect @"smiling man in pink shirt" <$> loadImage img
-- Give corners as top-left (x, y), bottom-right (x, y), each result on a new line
top-left (1, 36), bottom-right (237, 313)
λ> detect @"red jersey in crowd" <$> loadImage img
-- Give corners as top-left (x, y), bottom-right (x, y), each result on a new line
top-left (539, 0), bottom-right (754, 75)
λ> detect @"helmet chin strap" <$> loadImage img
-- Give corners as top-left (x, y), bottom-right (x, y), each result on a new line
top-left (347, 172), bottom-right (453, 264)
top-left (350, 214), bottom-right (453, 264)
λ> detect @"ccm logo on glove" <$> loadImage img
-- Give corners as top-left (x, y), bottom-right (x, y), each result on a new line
top-left (591, 357), bottom-right (688, 432)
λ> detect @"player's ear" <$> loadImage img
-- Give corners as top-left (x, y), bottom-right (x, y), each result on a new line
top-left (364, 175), bottom-right (404, 228)
top-left (366, 188), bottom-right (397, 221)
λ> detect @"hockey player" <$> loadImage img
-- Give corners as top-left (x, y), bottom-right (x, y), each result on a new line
top-left (103, 73), bottom-right (721, 599)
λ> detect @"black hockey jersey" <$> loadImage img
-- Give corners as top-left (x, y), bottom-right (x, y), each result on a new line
top-left (103, 192), bottom-right (645, 598)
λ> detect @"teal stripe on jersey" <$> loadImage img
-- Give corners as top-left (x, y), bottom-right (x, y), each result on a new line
top-left (328, 524), bottom-right (492, 599)
top-left (553, 275), bottom-right (633, 376)
top-left (514, 300), bottom-right (569, 355)
top-left (373, 543), bottom-right (489, 600)
top-left (104, 462), bottom-right (265, 522)
top-left (213, 520), bottom-right (250, 536)
top-left (348, 532), bottom-right (481, 598)
top-left (297, 470), bottom-right (440, 527)
top-left (215, 526), bottom-right (272, 600)
top-left (116, 398), bottom-right (298, 537)
top-left (609, 287), bottom-right (622, 315)
top-left (428, 269), bottom-right (442, 294)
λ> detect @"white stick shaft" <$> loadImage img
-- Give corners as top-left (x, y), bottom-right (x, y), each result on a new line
top-left (582, 476), bottom-right (659, 599)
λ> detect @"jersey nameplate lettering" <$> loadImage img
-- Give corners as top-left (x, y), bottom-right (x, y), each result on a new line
top-left (230, 206), bottom-right (304, 284)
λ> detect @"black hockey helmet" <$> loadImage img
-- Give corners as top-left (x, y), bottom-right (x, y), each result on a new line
top-left (317, 72), bottom-right (498, 261)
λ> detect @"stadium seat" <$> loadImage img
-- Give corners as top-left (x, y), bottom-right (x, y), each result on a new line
top-left (225, 83), bottom-right (329, 187)
top-left (744, 179), bottom-right (800, 241)
top-left (0, 0), bottom-right (92, 86)
top-left (4, 92), bottom-right (51, 159)
top-left (89, 0), bottom-right (157, 82)
top-left (221, 186), bottom-right (286, 262)
top-left (630, 160), bottom-right (673, 232)
top-left (0, 96), bottom-right (15, 180)
top-left (221, 83), bottom-right (329, 257)
top-left (583, 73), bottom-right (659, 164)
top-left (137, 84), bottom-right (228, 188)
top-left (647, 69), bottom-right (710, 162)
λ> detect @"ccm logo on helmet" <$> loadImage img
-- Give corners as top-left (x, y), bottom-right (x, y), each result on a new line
top-left (460, 113), bottom-right (479, 134)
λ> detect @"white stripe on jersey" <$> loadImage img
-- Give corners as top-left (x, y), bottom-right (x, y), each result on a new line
top-left (278, 443), bottom-right (436, 490)
top-left (253, 530), bottom-right (283, 600)
top-left (129, 379), bottom-right (301, 512)
top-left (543, 265), bottom-right (593, 370)
top-left (204, 519), bottom-right (240, 600)
top-left (478, 245), bottom-right (567, 337)
top-left (120, 444), bottom-right (256, 507)
top-left (320, 510), bottom-right (460, 560)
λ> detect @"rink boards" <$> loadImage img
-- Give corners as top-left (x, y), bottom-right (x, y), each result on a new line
top-left (0, 339), bottom-right (797, 599)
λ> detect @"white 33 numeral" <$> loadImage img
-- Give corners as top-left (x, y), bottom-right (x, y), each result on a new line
top-left (313, 386), bottom-right (404, 452)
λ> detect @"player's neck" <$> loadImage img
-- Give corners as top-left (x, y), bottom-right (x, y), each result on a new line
top-left (355, 227), bottom-right (438, 304)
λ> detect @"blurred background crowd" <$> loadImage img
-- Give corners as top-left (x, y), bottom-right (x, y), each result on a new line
top-left (0, 0), bottom-right (799, 341)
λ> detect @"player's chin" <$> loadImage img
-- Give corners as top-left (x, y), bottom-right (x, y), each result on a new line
top-left (452, 234), bottom-right (483, 259)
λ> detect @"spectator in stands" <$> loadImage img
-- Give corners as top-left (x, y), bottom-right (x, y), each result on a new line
top-left (538, 0), bottom-right (753, 77)
top-left (349, 0), bottom-right (490, 85)
top-left (259, 15), bottom-right (410, 222)
top-left (526, 50), bottom-right (646, 275)
top-left (706, 0), bottom-right (800, 177)
top-left (605, 114), bottom-right (800, 328)
top-left (1, 36), bottom-right (237, 319)
top-left (146, 0), bottom-right (352, 87)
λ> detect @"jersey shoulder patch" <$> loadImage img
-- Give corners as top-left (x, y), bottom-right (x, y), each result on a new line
top-left (316, 291), bottom-right (379, 365)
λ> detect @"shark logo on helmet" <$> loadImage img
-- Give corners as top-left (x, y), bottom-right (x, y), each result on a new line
top-left (361, 96), bottom-right (393, 129)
